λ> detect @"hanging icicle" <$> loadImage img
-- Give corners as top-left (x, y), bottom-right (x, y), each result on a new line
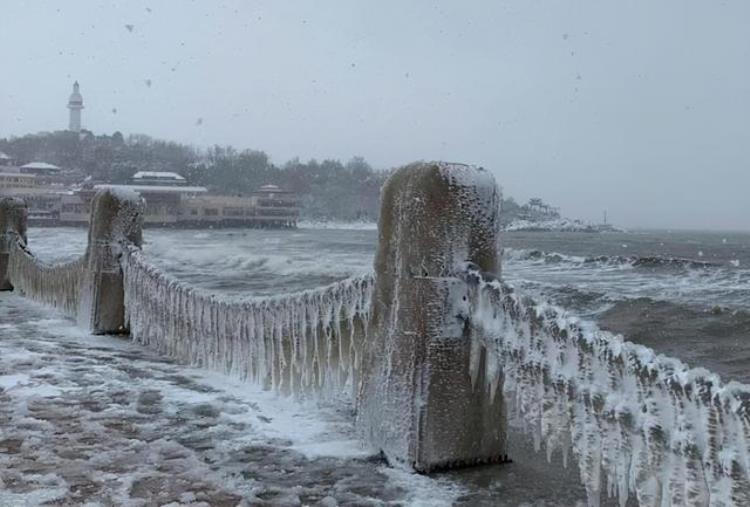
top-left (464, 267), bottom-right (750, 506)
top-left (121, 246), bottom-right (373, 399)
top-left (7, 239), bottom-right (85, 317)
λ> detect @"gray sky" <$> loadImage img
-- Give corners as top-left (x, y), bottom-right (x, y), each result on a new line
top-left (1, 1), bottom-right (749, 230)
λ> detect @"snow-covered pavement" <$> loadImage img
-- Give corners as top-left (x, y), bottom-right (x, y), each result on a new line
top-left (0, 294), bottom-right (467, 507)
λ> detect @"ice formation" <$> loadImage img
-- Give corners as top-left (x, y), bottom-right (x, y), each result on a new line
top-left (2, 188), bottom-right (143, 332)
top-left (6, 239), bottom-right (84, 316)
top-left (4, 172), bottom-right (750, 504)
top-left (121, 245), bottom-right (373, 398)
top-left (462, 264), bottom-right (750, 506)
top-left (357, 161), bottom-right (506, 472)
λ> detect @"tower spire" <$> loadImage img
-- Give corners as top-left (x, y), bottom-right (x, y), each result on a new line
top-left (67, 81), bottom-right (84, 132)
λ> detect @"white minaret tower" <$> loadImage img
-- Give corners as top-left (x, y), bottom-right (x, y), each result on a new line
top-left (67, 81), bottom-right (84, 132)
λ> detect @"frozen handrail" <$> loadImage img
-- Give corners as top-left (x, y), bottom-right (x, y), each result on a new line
top-left (7, 241), bottom-right (85, 316)
top-left (121, 244), bottom-right (373, 396)
top-left (0, 189), bottom-right (144, 333)
top-left (463, 265), bottom-right (750, 506)
top-left (1, 197), bottom-right (84, 315)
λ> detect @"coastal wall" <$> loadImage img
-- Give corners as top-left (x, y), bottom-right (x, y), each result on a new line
top-left (3, 163), bottom-right (750, 505)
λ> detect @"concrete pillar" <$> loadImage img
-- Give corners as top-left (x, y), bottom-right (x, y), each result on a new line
top-left (78, 188), bottom-right (143, 334)
top-left (0, 197), bottom-right (28, 291)
top-left (357, 162), bottom-right (505, 472)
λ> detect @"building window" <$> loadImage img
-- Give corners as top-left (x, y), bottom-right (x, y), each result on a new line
top-left (223, 207), bottom-right (244, 216)
top-left (204, 208), bottom-right (218, 216)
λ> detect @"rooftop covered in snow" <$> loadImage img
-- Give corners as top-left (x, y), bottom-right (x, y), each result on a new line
top-left (94, 184), bottom-right (207, 194)
top-left (19, 162), bottom-right (62, 175)
top-left (21, 162), bottom-right (60, 170)
top-left (254, 184), bottom-right (294, 194)
top-left (132, 171), bottom-right (186, 181)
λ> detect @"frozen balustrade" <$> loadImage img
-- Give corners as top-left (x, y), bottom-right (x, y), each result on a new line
top-left (121, 245), bottom-right (373, 396)
top-left (464, 265), bottom-right (750, 506)
top-left (1, 190), bottom-right (143, 333)
top-left (2, 164), bottom-right (750, 506)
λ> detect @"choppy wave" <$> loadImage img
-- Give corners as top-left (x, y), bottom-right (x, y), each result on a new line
top-left (505, 248), bottom-right (730, 271)
top-left (503, 247), bottom-right (750, 311)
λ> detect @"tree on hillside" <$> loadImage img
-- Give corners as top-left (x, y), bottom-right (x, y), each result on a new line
top-left (0, 130), bottom-right (390, 220)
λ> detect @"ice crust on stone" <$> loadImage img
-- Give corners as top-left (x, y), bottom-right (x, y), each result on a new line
top-left (463, 266), bottom-right (750, 506)
top-left (356, 161), bottom-right (506, 471)
top-left (122, 245), bottom-right (373, 399)
top-left (3, 188), bottom-right (144, 327)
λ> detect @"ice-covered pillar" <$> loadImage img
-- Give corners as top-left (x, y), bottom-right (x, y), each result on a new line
top-left (78, 188), bottom-right (143, 334)
top-left (0, 197), bottom-right (27, 291)
top-left (357, 161), bottom-right (505, 472)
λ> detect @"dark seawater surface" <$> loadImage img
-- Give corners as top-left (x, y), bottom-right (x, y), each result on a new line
top-left (502, 230), bottom-right (750, 384)
top-left (23, 226), bottom-right (750, 505)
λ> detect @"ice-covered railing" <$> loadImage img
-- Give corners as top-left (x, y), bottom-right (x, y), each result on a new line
top-left (6, 240), bottom-right (85, 316)
top-left (121, 244), bottom-right (373, 396)
top-left (0, 196), bottom-right (82, 315)
top-left (0, 190), bottom-right (144, 333)
top-left (6, 163), bottom-right (749, 504)
top-left (463, 265), bottom-right (750, 506)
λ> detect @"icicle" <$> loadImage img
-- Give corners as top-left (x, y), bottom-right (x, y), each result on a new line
top-left (117, 247), bottom-right (373, 402)
top-left (5, 238), bottom-right (85, 316)
top-left (465, 273), bottom-right (750, 507)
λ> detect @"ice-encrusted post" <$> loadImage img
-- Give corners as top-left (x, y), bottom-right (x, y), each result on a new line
top-left (357, 161), bottom-right (505, 472)
top-left (0, 197), bottom-right (27, 291)
top-left (78, 188), bottom-right (143, 334)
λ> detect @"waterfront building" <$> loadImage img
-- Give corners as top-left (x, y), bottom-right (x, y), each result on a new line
top-left (252, 185), bottom-right (300, 227)
top-left (0, 151), bottom-right (14, 166)
top-left (58, 174), bottom-right (299, 228)
top-left (0, 172), bottom-right (38, 191)
top-left (131, 171), bottom-right (187, 186)
top-left (20, 162), bottom-right (62, 176)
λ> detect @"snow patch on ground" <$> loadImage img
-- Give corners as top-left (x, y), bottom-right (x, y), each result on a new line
top-left (298, 219), bottom-right (378, 231)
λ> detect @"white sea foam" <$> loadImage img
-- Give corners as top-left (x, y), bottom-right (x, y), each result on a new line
top-left (298, 219), bottom-right (378, 231)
